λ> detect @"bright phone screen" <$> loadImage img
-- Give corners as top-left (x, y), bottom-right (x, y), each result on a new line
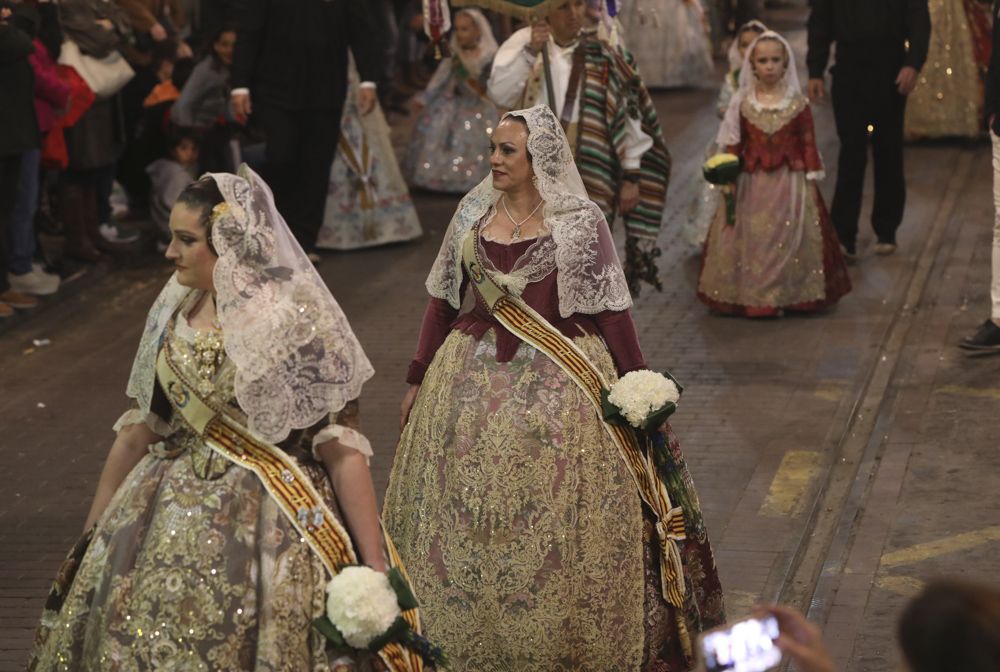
top-left (699, 615), bottom-right (782, 672)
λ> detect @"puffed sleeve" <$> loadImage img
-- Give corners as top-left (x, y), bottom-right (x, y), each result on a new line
top-left (112, 406), bottom-right (174, 437)
top-left (310, 399), bottom-right (373, 462)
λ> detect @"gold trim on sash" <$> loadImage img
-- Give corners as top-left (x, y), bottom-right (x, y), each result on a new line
top-left (155, 335), bottom-right (424, 672)
top-left (461, 231), bottom-right (689, 610)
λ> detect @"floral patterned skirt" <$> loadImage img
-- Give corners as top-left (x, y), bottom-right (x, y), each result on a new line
top-left (697, 167), bottom-right (851, 317)
top-left (28, 436), bottom-right (383, 672)
top-left (383, 331), bottom-right (725, 671)
top-left (318, 86), bottom-right (423, 251)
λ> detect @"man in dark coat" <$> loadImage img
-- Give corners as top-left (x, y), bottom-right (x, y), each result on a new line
top-left (960, 0), bottom-right (1000, 352)
top-left (230, 0), bottom-right (385, 255)
top-left (0, 4), bottom-right (41, 315)
top-left (806, 0), bottom-right (931, 258)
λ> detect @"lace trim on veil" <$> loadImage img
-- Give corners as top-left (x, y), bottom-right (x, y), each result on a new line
top-left (124, 166), bottom-right (374, 444)
top-left (426, 104), bottom-right (631, 318)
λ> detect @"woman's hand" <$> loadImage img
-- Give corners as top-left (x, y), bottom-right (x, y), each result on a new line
top-left (400, 384), bottom-right (421, 431)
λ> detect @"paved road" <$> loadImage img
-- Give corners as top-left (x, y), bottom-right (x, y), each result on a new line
top-left (2, 6), bottom-right (999, 671)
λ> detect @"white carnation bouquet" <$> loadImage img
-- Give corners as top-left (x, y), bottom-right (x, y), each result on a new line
top-left (602, 370), bottom-right (682, 432)
top-left (313, 565), bottom-right (446, 667)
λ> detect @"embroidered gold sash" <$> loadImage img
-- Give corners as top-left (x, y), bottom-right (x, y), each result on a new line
top-left (461, 231), bottom-right (688, 609)
top-left (156, 334), bottom-right (424, 672)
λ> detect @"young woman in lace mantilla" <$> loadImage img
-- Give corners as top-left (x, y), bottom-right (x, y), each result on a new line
top-left (383, 105), bottom-right (725, 671)
top-left (698, 32), bottom-right (852, 317)
top-left (28, 167), bottom-right (427, 671)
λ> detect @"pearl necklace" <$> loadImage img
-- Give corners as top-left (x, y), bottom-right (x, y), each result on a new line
top-left (501, 196), bottom-right (544, 241)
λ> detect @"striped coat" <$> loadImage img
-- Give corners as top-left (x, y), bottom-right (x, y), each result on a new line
top-left (576, 39), bottom-right (671, 293)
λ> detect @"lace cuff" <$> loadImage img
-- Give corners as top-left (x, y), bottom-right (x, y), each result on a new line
top-left (805, 170), bottom-right (826, 182)
top-left (312, 425), bottom-right (374, 463)
top-left (112, 408), bottom-right (173, 437)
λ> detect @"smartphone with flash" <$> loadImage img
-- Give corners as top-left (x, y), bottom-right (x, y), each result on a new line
top-left (696, 614), bottom-right (783, 672)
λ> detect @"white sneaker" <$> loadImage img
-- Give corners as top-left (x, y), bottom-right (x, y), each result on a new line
top-left (9, 267), bottom-right (60, 295)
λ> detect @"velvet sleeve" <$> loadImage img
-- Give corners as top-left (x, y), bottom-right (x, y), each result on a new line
top-left (594, 309), bottom-right (646, 375)
top-left (406, 282), bottom-right (467, 384)
top-left (798, 105), bottom-right (824, 174)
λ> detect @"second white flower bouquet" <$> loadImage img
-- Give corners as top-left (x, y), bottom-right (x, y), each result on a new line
top-left (314, 565), bottom-right (446, 667)
top-left (602, 370), bottom-right (683, 432)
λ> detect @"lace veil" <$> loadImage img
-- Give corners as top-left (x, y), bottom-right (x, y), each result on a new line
top-left (126, 165), bottom-right (374, 444)
top-left (718, 30), bottom-right (801, 147)
top-left (425, 104), bottom-right (631, 318)
top-left (727, 20), bottom-right (769, 72)
top-left (450, 8), bottom-right (498, 74)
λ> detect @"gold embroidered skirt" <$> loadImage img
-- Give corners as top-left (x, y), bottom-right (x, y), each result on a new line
top-left (904, 0), bottom-right (982, 140)
top-left (384, 331), bottom-right (725, 671)
top-left (29, 434), bottom-right (383, 672)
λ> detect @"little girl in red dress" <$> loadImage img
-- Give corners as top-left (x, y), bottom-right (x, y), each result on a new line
top-left (698, 31), bottom-right (851, 317)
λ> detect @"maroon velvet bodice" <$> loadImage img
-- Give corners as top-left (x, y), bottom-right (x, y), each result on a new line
top-left (407, 237), bottom-right (645, 384)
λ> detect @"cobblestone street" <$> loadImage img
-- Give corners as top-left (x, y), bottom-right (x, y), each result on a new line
top-left (2, 6), bottom-right (999, 671)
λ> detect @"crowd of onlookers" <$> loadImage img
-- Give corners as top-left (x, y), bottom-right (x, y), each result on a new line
top-left (0, 0), bottom-right (245, 317)
top-left (0, 0), bottom-right (443, 318)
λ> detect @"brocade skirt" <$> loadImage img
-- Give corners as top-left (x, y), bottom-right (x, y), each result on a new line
top-left (383, 331), bottom-right (725, 671)
top-left (29, 434), bottom-right (383, 671)
top-left (697, 167), bottom-right (851, 316)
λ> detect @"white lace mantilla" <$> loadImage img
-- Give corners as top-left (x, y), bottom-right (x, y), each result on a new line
top-left (125, 166), bottom-right (374, 444)
top-left (717, 30), bottom-right (803, 147)
top-left (426, 104), bottom-right (631, 318)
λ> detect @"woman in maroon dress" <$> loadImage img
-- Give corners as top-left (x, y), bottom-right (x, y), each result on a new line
top-left (383, 105), bottom-right (725, 671)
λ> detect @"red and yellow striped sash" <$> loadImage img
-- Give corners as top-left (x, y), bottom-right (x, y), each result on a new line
top-left (156, 338), bottom-right (423, 672)
top-left (463, 231), bottom-right (688, 608)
